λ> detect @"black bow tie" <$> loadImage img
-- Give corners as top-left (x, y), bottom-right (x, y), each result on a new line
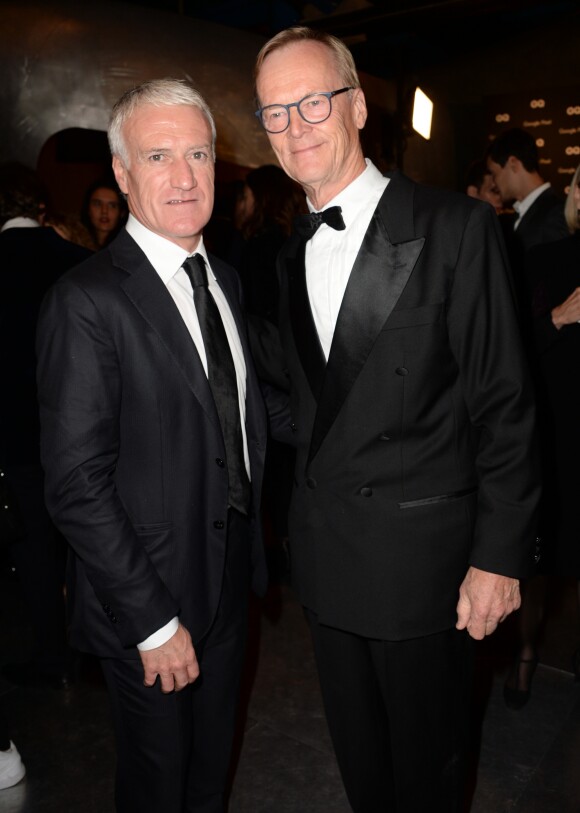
top-left (294, 206), bottom-right (346, 239)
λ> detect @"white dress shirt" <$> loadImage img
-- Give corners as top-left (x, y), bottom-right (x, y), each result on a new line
top-left (305, 159), bottom-right (389, 359)
top-left (513, 182), bottom-right (551, 229)
top-left (125, 215), bottom-right (249, 651)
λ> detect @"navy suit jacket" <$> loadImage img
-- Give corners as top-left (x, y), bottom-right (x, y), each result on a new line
top-left (36, 229), bottom-right (267, 658)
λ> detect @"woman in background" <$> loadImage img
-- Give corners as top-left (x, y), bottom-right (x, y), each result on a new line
top-left (81, 178), bottom-right (126, 251)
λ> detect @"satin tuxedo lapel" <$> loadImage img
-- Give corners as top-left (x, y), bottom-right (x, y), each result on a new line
top-left (287, 239), bottom-right (327, 400)
top-left (111, 232), bottom-right (220, 430)
top-left (308, 173), bottom-right (425, 464)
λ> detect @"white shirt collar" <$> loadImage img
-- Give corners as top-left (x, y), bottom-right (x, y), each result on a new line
top-left (306, 159), bottom-right (386, 226)
top-left (125, 214), bottom-right (212, 282)
top-left (1, 216), bottom-right (40, 232)
top-left (513, 182), bottom-right (551, 219)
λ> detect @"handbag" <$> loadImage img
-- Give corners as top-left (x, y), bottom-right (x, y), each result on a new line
top-left (0, 468), bottom-right (26, 546)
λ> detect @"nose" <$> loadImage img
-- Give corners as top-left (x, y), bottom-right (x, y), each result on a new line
top-left (287, 104), bottom-right (310, 138)
top-left (171, 157), bottom-right (196, 189)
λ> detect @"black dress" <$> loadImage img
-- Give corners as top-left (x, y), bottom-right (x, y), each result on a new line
top-left (527, 231), bottom-right (580, 575)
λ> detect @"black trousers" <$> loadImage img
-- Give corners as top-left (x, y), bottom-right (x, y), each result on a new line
top-left (101, 510), bottom-right (251, 813)
top-left (306, 610), bottom-right (474, 813)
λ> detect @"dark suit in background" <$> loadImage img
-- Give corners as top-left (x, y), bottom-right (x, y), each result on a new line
top-left (0, 224), bottom-right (90, 683)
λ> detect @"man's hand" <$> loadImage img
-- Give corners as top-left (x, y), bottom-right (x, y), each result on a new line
top-left (456, 566), bottom-right (520, 640)
top-left (551, 287), bottom-right (580, 329)
top-left (139, 623), bottom-right (199, 693)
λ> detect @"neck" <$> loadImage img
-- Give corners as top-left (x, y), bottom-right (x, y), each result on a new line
top-left (304, 153), bottom-right (367, 210)
top-left (518, 172), bottom-right (546, 201)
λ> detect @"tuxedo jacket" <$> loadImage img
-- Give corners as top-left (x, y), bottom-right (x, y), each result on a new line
top-left (515, 186), bottom-right (568, 253)
top-left (275, 171), bottom-right (539, 641)
top-left (503, 187), bottom-right (568, 287)
top-left (36, 229), bottom-right (267, 659)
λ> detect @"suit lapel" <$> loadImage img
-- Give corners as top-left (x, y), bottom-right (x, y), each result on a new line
top-left (308, 173), bottom-right (425, 464)
top-left (287, 239), bottom-right (327, 401)
top-left (111, 232), bottom-right (220, 428)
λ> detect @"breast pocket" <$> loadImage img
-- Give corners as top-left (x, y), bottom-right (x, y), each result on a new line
top-left (382, 303), bottom-right (444, 331)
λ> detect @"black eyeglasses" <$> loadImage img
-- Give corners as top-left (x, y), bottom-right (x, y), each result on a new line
top-left (255, 87), bottom-right (354, 134)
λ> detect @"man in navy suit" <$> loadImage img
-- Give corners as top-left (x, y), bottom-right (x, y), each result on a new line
top-left (36, 80), bottom-right (267, 813)
top-left (253, 27), bottom-right (540, 812)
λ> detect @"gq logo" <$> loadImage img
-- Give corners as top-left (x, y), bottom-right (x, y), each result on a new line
top-left (565, 146), bottom-right (580, 155)
top-left (530, 99), bottom-right (545, 109)
top-left (495, 113), bottom-right (510, 123)
top-left (567, 106), bottom-right (580, 116)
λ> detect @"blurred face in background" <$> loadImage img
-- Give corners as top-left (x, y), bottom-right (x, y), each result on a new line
top-left (88, 187), bottom-right (122, 246)
top-left (235, 183), bottom-right (255, 230)
top-left (478, 173), bottom-right (503, 210)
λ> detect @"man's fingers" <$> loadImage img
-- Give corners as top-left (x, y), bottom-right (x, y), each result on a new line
top-left (158, 670), bottom-right (176, 694)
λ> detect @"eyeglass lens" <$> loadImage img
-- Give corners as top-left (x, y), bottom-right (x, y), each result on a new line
top-left (261, 93), bottom-right (332, 132)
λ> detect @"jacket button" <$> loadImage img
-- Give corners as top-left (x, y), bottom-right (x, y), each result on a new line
top-left (290, 422), bottom-right (297, 433)
top-left (102, 604), bottom-right (110, 612)
top-left (395, 367), bottom-right (409, 376)
top-left (379, 434), bottom-right (390, 441)
top-left (213, 520), bottom-right (225, 529)
top-left (110, 614), bottom-right (118, 624)
top-left (215, 458), bottom-right (225, 468)
top-left (306, 477), bottom-right (317, 489)
top-left (360, 487), bottom-right (373, 497)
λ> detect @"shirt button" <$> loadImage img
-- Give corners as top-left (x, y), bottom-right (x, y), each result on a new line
top-left (306, 477), bottom-right (317, 489)
top-left (379, 434), bottom-right (391, 441)
top-left (360, 487), bottom-right (373, 497)
top-left (213, 520), bottom-right (225, 530)
top-left (215, 458), bottom-right (225, 468)
top-left (395, 367), bottom-right (409, 376)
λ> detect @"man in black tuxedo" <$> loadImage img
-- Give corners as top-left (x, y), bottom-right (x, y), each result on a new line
top-left (253, 28), bottom-right (539, 812)
top-left (36, 80), bottom-right (267, 813)
top-left (0, 162), bottom-right (90, 689)
top-left (486, 128), bottom-right (568, 280)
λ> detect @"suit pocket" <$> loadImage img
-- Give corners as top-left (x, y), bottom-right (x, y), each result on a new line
top-left (382, 303), bottom-right (443, 331)
top-left (133, 521), bottom-right (173, 535)
top-left (133, 522), bottom-right (173, 554)
top-left (398, 487), bottom-right (477, 509)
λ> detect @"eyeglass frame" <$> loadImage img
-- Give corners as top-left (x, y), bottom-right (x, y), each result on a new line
top-left (255, 87), bottom-right (354, 134)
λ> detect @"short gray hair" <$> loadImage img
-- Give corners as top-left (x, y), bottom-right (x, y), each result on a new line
top-left (108, 78), bottom-right (216, 166)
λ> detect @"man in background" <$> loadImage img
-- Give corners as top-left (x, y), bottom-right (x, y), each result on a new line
top-left (0, 162), bottom-right (90, 690)
top-left (486, 127), bottom-right (568, 276)
top-left (465, 157), bottom-right (503, 211)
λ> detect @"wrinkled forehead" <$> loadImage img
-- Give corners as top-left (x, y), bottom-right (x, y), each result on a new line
top-left (257, 40), bottom-right (341, 103)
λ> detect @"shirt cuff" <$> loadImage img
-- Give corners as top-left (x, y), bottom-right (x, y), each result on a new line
top-left (136, 616), bottom-right (179, 651)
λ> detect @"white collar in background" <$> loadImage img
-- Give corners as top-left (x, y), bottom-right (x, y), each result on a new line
top-left (1, 216), bottom-right (40, 232)
top-left (513, 182), bottom-right (551, 220)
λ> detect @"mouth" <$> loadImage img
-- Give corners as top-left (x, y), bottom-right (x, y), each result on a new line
top-left (167, 198), bottom-right (197, 205)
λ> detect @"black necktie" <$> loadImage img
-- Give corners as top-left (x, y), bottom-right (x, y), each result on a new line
top-left (293, 205), bottom-right (346, 239)
top-left (182, 254), bottom-right (251, 515)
